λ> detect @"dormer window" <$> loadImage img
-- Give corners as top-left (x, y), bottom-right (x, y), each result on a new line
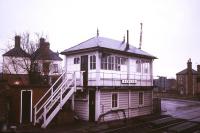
top-left (90, 55), bottom-right (96, 70)
top-left (74, 57), bottom-right (80, 64)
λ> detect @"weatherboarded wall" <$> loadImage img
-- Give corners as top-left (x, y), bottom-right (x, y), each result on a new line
top-left (99, 89), bottom-right (152, 122)
top-left (74, 95), bottom-right (89, 121)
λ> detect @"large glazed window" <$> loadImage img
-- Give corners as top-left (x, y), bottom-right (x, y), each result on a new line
top-left (101, 56), bottom-right (127, 71)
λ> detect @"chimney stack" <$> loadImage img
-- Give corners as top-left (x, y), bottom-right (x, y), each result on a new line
top-left (39, 38), bottom-right (45, 47)
top-left (125, 30), bottom-right (129, 51)
top-left (15, 35), bottom-right (21, 48)
top-left (187, 58), bottom-right (192, 71)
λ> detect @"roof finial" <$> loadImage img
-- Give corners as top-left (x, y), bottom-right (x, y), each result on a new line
top-left (97, 28), bottom-right (99, 37)
top-left (139, 22), bottom-right (143, 49)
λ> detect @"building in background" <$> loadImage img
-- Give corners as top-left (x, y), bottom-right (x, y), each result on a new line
top-left (1, 36), bottom-right (62, 124)
top-left (176, 59), bottom-right (200, 96)
top-left (153, 77), bottom-right (176, 93)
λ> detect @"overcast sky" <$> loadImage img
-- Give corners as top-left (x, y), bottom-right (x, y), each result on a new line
top-left (0, 0), bottom-right (200, 78)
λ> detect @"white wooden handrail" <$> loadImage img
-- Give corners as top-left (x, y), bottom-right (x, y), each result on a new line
top-left (34, 71), bottom-right (84, 127)
top-left (34, 71), bottom-right (68, 109)
top-left (35, 77), bottom-right (72, 115)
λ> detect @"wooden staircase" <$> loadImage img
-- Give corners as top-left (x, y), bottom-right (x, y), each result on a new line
top-left (33, 71), bottom-right (84, 128)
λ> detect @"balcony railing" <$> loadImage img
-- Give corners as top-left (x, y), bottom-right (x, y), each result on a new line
top-left (68, 71), bottom-right (152, 87)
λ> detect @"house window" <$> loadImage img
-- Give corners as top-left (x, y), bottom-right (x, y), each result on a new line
top-left (112, 93), bottom-right (118, 108)
top-left (43, 62), bottom-right (50, 74)
top-left (90, 55), bottom-right (96, 70)
top-left (53, 64), bottom-right (58, 73)
top-left (74, 57), bottom-right (80, 64)
top-left (136, 60), bottom-right (141, 72)
top-left (179, 76), bottom-right (183, 84)
top-left (139, 92), bottom-right (144, 105)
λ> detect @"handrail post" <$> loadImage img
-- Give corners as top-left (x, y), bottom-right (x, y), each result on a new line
top-left (80, 71), bottom-right (83, 87)
top-left (34, 107), bottom-right (36, 125)
top-left (60, 88), bottom-right (62, 108)
top-left (43, 106), bottom-right (46, 125)
top-left (74, 72), bottom-right (77, 92)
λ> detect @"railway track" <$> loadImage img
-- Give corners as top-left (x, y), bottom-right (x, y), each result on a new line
top-left (102, 115), bottom-right (200, 133)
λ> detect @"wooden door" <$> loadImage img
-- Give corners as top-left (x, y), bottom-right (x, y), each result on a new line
top-left (81, 55), bottom-right (88, 87)
top-left (89, 90), bottom-right (95, 122)
top-left (21, 90), bottom-right (32, 123)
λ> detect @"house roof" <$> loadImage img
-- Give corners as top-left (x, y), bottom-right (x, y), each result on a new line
top-left (31, 42), bottom-right (62, 61)
top-left (61, 36), bottom-right (157, 59)
top-left (3, 47), bottom-right (30, 57)
top-left (176, 68), bottom-right (198, 75)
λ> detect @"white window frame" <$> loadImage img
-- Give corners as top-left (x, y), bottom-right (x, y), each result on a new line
top-left (74, 57), bottom-right (80, 64)
top-left (90, 55), bottom-right (96, 70)
top-left (101, 56), bottom-right (127, 71)
top-left (111, 92), bottom-right (118, 109)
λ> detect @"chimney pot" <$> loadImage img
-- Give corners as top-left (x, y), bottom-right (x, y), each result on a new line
top-left (15, 35), bottom-right (21, 48)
